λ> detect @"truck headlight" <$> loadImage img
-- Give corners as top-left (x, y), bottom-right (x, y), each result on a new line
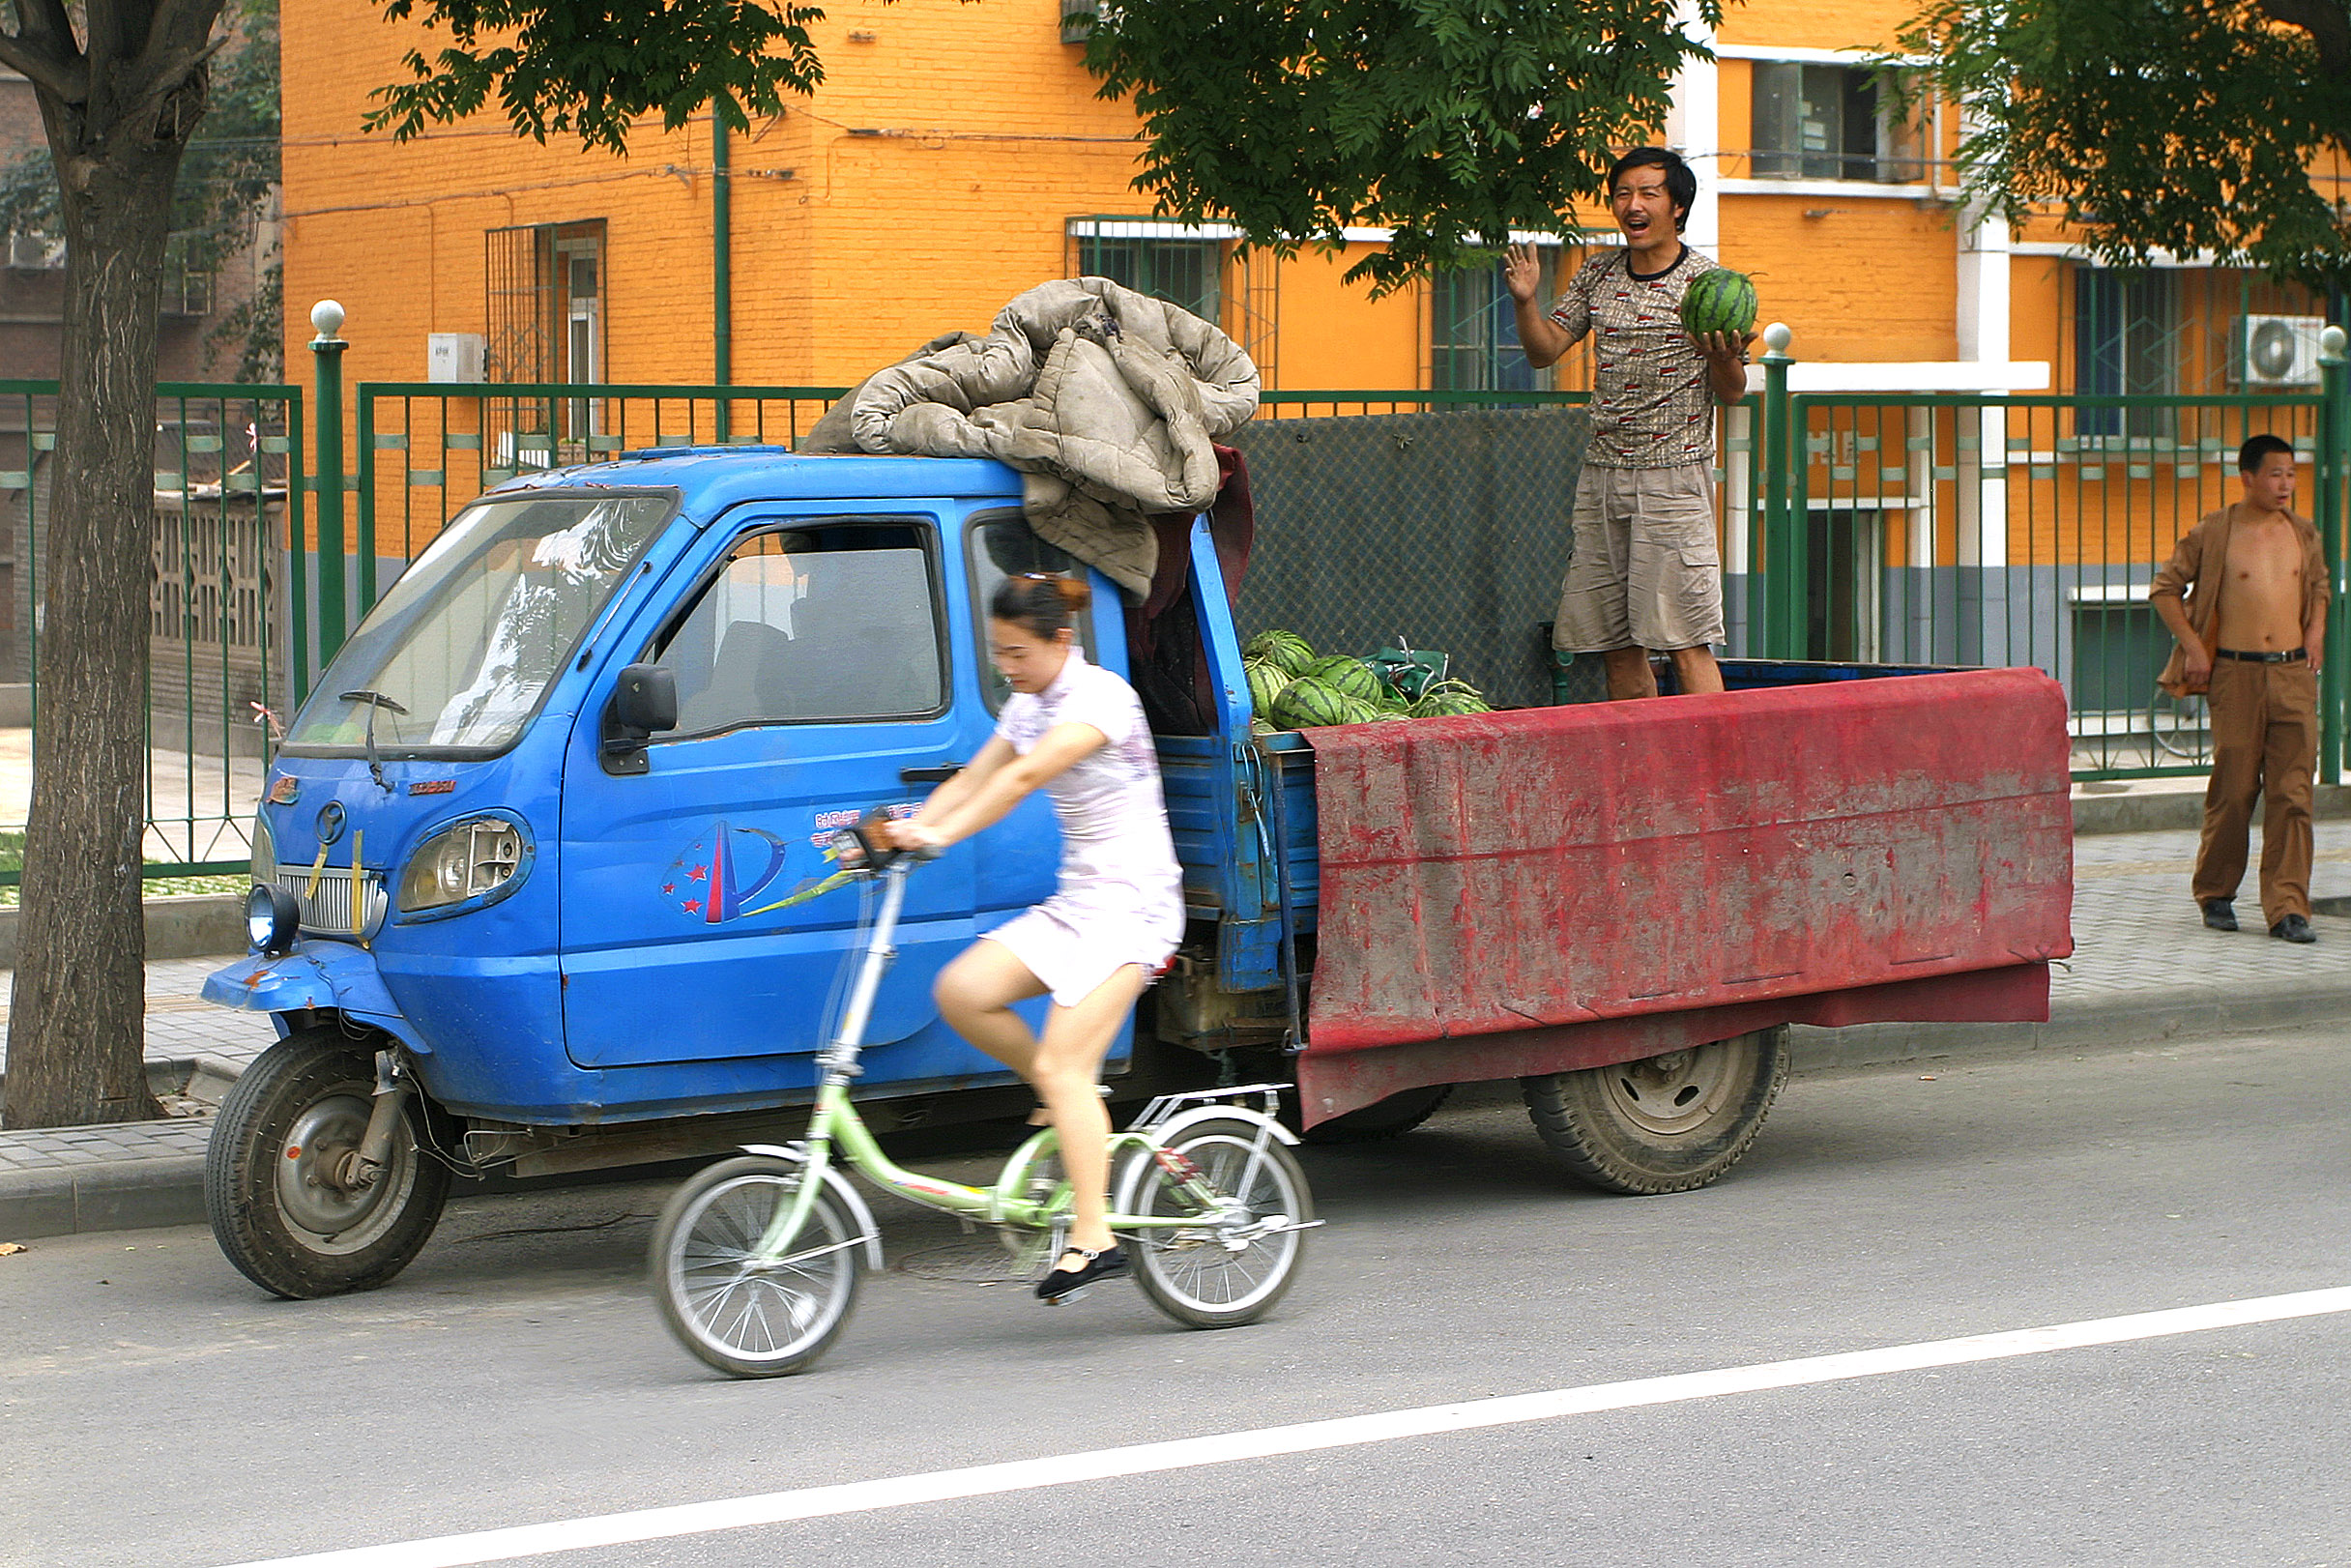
top-left (397, 815), bottom-right (532, 915)
top-left (246, 884), bottom-right (301, 954)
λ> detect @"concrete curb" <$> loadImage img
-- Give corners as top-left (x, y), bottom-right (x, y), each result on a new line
top-left (2072, 782), bottom-right (2351, 835)
top-left (1790, 973), bottom-right (2351, 1072)
top-left (0, 894), bottom-right (244, 969)
top-left (1, 1155), bottom-right (208, 1237)
top-left (10, 976), bottom-right (2351, 1242)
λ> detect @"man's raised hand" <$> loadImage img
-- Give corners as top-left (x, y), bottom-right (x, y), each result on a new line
top-left (1503, 243), bottom-right (1543, 305)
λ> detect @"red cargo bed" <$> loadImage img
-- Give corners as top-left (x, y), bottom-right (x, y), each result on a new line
top-left (1292, 669), bottom-right (2075, 1121)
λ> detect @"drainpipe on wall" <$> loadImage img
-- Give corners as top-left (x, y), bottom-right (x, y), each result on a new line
top-left (713, 110), bottom-right (734, 441)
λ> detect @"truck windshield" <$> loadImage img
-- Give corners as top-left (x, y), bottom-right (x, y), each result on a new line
top-left (284, 491), bottom-right (674, 756)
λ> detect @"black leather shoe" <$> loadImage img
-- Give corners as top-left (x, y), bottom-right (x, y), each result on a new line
top-left (2201, 899), bottom-right (2239, 932)
top-left (2270, 914), bottom-right (2317, 944)
top-left (1035, 1244), bottom-right (1128, 1302)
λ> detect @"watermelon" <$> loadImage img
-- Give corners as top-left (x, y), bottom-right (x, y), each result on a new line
top-left (1304, 654), bottom-right (1382, 703)
top-left (1245, 660), bottom-right (1292, 717)
top-left (1243, 630), bottom-right (1317, 676)
top-left (1680, 267), bottom-right (1756, 339)
top-left (1410, 680), bottom-right (1494, 718)
top-left (1269, 677), bottom-right (1354, 730)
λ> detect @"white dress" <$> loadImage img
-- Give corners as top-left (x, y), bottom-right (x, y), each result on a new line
top-left (985, 650), bottom-right (1185, 1006)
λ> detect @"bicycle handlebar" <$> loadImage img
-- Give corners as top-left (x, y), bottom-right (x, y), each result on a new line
top-left (833, 808), bottom-right (939, 874)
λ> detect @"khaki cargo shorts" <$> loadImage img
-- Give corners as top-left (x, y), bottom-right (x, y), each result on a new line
top-left (1552, 462), bottom-right (1725, 654)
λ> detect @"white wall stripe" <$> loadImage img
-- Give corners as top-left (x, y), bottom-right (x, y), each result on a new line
top-left (223, 1287), bottom-right (2351, 1568)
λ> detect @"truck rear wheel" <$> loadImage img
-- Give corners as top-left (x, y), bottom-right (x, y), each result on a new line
top-left (1520, 1029), bottom-right (1786, 1195)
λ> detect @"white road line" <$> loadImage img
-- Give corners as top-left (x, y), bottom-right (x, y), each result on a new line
top-left (224, 1286), bottom-right (2351, 1568)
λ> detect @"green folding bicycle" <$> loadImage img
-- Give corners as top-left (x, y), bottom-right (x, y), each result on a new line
top-left (648, 828), bottom-right (1318, 1379)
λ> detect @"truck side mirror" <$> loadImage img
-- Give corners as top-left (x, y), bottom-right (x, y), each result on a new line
top-left (601, 663), bottom-right (677, 775)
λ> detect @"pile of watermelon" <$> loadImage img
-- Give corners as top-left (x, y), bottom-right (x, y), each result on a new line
top-left (1241, 630), bottom-right (1493, 733)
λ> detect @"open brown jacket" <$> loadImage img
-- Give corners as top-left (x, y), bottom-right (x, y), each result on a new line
top-left (2148, 503), bottom-right (2331, 696)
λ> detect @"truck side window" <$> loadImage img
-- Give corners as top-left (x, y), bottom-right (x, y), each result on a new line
top-left (966, 513), bottom-right (1092, 714)
top-left (658, 522), bottom-right (945, 733)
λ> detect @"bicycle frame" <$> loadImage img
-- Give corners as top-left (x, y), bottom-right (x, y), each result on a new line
top-left (749, 857), bottom-right (1277, 1262)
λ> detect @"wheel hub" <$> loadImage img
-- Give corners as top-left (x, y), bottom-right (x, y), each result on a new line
top-left (276, 1093), bottom-right (393, 1237)
top-left (1600, 1043), bottom-right (1738, 1137)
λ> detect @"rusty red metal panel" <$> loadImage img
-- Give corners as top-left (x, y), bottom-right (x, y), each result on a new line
top-left (1297, 961), bottom-right (2049, 1123)
top-left (1297, 669), bottom-right (2075, 1058)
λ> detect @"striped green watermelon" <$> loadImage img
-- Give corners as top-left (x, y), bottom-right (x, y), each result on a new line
top-left (1245, 660), bottom-right (1292, 717)
top-left (1243, 630), bottom-right (1317, 676)
top-left (1269, 677), bottom-right (1354, 730)
top-left (1680, 268), bottom-right (1756, 338)
top-left (1410, 680), bottom-right (1494, 718)
top-left (1304, 655), bottom-right (1382, 703)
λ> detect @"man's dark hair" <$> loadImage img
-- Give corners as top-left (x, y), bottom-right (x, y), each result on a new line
top-left (2239, 432), bottom-right (2295, 475)
top-left (1607, 147), bottom-right (1697, 232)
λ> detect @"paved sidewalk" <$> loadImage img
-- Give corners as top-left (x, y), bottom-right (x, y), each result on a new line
top-left (2, 825), bottom-right (2347, 1239)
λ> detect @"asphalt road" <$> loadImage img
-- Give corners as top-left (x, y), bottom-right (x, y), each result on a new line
top-left (5, 1026), bottom-right (2348, 1568)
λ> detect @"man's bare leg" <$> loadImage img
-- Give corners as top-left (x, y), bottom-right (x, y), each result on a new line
top-left (1669, 645), bottom-right (1725, 695)
top-left (1601, 646), bottom-right (1659, 701)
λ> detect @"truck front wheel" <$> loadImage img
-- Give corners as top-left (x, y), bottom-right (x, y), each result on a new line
top-left (1520, 1029), bottom-right (1787, 1195)
top-left (205, 1028), bottom-right (452, 1297)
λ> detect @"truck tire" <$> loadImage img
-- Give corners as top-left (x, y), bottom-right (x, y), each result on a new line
top-left (1294, 1084), bottom-right (1454, 1145)
top-left (1520, 1029), bottom-right (1787, 1195)
top-left (205, 1027), bottom-right (451, 1298)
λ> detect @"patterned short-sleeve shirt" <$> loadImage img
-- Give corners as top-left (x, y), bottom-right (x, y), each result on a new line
top-left (1549, 245), bottom-right (1722, 470)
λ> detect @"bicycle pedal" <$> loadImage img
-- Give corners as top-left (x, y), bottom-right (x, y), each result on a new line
top-left (1041, 1285), bottom-right (1090, 1306)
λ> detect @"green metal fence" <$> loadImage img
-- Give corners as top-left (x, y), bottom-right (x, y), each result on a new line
top-left (1747, 333), bottom-right (2350, 783)
top-left (6, 333), bottom-right (2344, 886)
top-left (0, 379), bottom-right (304, 882)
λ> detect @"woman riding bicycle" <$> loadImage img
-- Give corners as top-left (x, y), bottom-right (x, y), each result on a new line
top-left (881, 571), bottom-right (1184, 1302)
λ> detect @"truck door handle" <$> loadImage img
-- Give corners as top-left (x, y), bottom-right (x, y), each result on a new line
top-left (900, 762), bottom-right (964, 784)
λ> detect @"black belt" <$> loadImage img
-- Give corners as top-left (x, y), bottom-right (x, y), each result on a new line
top-left (2214, 647), bottom-right (2307, 663)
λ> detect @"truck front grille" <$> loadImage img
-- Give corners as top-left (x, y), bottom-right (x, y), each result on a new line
top-left (274, 866), bottom-right (386, 938)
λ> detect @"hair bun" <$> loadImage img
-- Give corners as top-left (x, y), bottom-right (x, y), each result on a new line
top-left (1052, 575), bottom-right (1092, 611)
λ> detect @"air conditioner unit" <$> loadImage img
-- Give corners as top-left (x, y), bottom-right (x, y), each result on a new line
top-left (2233, 314), bottom-right (2327, 388)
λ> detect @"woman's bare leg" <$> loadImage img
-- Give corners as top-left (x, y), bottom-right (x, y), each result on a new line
top-left (1031, 964), bottom-right (1148, 1256)
top-left (933, 942), bottom-right (1145, 1258)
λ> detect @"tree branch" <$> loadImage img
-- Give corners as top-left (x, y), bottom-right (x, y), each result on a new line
top-left (0, 30), bottom-right (82, 102)
top-left (2258, 0), bottom-right (2351, 78)
top-left (12, 0), bottom-right (78, 51)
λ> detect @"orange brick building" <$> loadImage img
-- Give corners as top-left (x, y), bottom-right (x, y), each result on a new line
top-left (278, 0), bottom-right (2336, 401)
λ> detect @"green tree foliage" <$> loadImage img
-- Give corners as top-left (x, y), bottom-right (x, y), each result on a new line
top-left (1890, 0), bottom-right (2351, 285)
top-left (365, 0), bottom-right (829, 148)
top-left (1077, 0), bottom-right (1720, 293)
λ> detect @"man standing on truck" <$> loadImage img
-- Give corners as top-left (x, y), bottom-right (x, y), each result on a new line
top-left (2151, 432), bottom-right (2332, 944)
top-left (1505, 147), bottom-right (1754, 701)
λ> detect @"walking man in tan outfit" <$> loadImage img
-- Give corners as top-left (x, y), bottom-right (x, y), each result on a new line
top-left (2151, 432), bottom-right (2332, 944)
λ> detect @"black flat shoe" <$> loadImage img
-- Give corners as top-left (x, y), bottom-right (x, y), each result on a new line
top-left (2270, 914), bottom-right (2317, 944)
top-left (2201, 899), bottom-right (2239, 932)
top-left (1035, 1244), bottom-right (1128, 1302)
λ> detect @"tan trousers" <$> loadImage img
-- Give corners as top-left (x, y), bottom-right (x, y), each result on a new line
top-left (2192, 657), bottom-right (2318, 925)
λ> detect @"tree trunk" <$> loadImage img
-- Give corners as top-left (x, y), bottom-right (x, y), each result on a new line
top-left (1, 33), bottom-right (211, 1130)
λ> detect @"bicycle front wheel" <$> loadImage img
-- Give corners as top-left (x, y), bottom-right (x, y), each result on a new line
top-left (1119, 1117), bottom-right (1312, 1329)
top-left (651, 1156), bottom-right (863, 1379)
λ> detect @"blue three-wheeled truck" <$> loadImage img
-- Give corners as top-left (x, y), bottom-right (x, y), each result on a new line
top-left (203, 446), bottom-right (2074, 1298)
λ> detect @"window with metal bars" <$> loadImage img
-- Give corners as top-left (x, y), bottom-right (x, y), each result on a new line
top-left (1429, 248), bottom-right (1560, 393)
top-left (1072, 232), bottom-right (1220, 322)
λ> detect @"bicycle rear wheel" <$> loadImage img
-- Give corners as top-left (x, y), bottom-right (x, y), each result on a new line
top-left (651, 1156), bottom-right (862, 1378)
top-left (1118, 1117), bottom-right (1312, 1329)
